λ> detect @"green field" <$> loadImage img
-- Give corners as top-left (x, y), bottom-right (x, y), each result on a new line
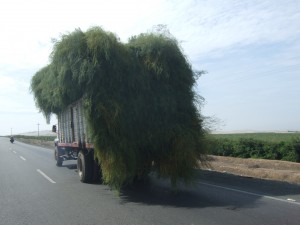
top-left (209, 132), bottom-right (300, 162)
top-left (212, 132), bottom-right (300, 143)
top-left (7, 135), bottom-right (55, 142)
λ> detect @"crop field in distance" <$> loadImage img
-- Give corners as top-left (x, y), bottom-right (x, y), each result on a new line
top-left (212, 132), bottom-right (300, 143)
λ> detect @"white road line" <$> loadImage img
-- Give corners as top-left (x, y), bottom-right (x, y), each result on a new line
top-left (19, 156), bottom-right (26, 161)
top-left (197, 181), bottom-right (300, 206)
top-left (37, 169), bottom-right (56, 184)
top-left (13, 151), bottom-right (17, 154)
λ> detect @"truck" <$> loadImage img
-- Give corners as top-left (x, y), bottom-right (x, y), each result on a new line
top-left (53, 99), bottom-right (100, 183)
top-left (31, 27), bottom-right (207, 189)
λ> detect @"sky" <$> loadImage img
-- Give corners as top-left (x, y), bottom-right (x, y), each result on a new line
top-left (0, 0), bottom-right (299, 135)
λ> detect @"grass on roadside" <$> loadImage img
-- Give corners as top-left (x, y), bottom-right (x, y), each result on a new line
top-left (209, 133), bottom-right (300, 163)
top-left (9, 135), bottom-right (56, 142)
top-left (4, 135), bottom-right (56, 149)
top-left (212, 132), bottom-right (300, 143)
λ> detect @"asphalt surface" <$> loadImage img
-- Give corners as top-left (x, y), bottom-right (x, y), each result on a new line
top-left (0, 136), bottom-right (299, 225)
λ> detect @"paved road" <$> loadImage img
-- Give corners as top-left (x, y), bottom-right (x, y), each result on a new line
top-left (0, 137), bottom-right (299, 225)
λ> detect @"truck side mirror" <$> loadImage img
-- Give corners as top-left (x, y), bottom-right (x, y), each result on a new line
top-left (52, 125), bottom-right (57, 133)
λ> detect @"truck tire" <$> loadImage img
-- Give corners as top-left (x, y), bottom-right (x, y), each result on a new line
top-left (55, 147), bottom-right (63, 167)
top-left (77, 151), bottom-right (93, 183)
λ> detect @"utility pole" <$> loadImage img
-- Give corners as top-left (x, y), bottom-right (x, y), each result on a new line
top-left (11, 128), bottom-right (12, 136)
top-left (37, 123), bottom-right (40, 137)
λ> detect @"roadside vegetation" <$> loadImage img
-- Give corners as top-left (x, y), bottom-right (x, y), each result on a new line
top-left (9, 135), bottom-right (56, 142)
top-left (209, 133), bottom-right (300, 163)
top-left (6, 135), bottom-right (55, 149)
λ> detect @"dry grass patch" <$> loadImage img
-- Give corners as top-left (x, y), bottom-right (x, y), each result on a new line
top-left (204, 155), bottom-right (300, 185)
top-left (18, 138), bottom-right (54, 150)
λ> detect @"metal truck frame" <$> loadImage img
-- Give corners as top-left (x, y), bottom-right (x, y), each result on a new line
top-left (53, 99), bottom-right (100, 183)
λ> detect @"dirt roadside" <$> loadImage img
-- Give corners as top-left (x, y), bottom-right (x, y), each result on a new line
top-left (17, 138), bottom-right (54, 150)
top-left (17, 138), bottom-right (300, 185)
top-left (204, 155), bottom-right (300, 185)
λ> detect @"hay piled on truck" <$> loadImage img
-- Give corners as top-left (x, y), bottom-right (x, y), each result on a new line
top-left (31, 27), bottom-right (207, 189)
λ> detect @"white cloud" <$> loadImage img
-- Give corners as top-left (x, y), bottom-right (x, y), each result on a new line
top-left (0, 0), bottom-right (299, 134)
top-left (0, 75), bottom-right (15, 88)
top-left (1, 0), bottom-right (299, 68)
top-left (165, 0), bottom-right (300, 59)
top-left (0, 75), bottom-right (34, 113)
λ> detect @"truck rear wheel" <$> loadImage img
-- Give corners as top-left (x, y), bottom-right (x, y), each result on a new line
top-left (55, 147), bottom-right (63, 167)
top-left (77, 151), bottom-right (93, 183)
